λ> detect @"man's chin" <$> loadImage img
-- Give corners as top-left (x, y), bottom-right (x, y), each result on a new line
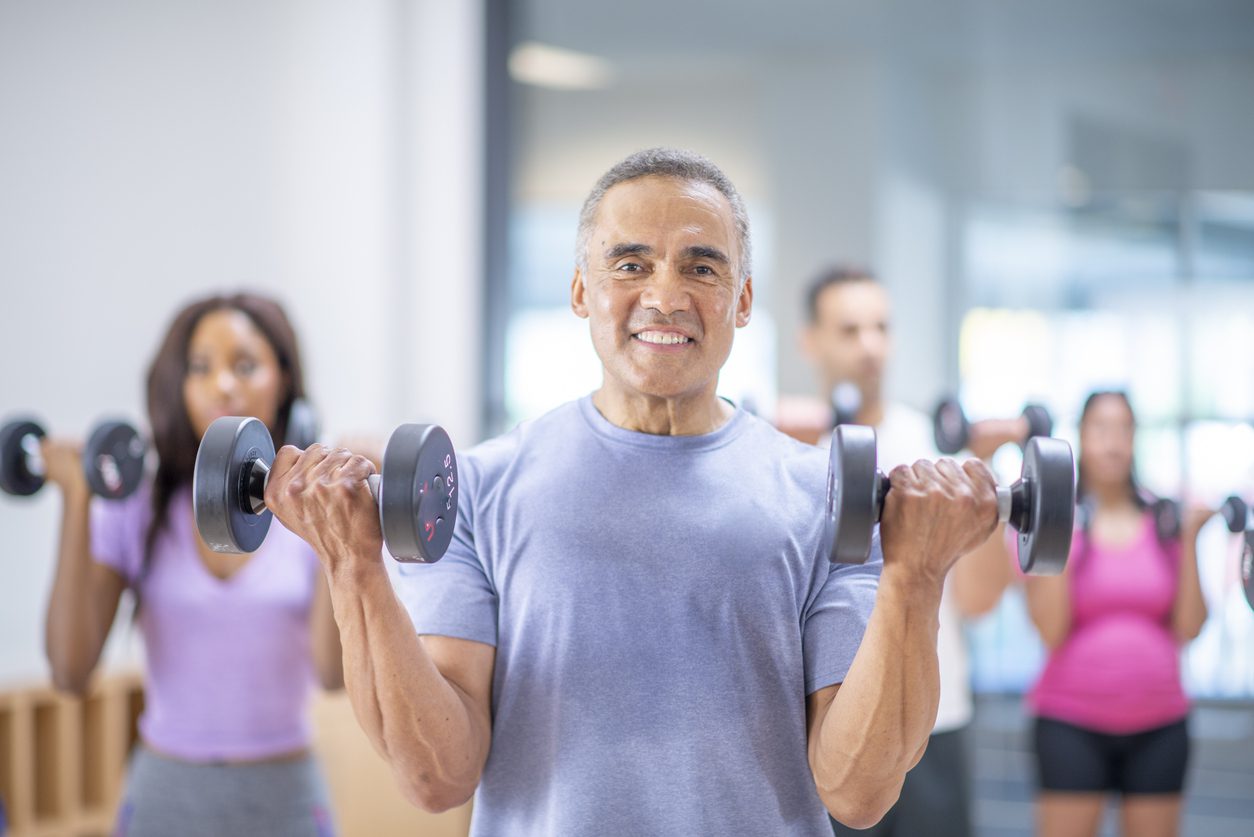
top-left (855, 374), bottom-right (883, 397)
top-left (617, 372), bottom-right (709, 403)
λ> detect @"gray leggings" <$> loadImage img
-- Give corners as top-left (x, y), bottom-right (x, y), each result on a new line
top-left (115, 747), bottom-right (335, 837)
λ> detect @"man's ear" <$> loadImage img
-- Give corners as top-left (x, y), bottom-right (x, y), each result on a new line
top-left (571, 268), bottom-right (589, 319)
top-left (735, 275), bottom-right (753, 328)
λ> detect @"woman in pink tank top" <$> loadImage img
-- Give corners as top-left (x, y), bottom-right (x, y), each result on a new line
top-left (1024, 391), bottom-right (1210, 837)
top-left (40, 293), bottom-right (344, 836)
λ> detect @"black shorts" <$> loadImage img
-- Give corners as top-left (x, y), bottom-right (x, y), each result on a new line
top-left (1033, 715), bottom-right (1189, 795)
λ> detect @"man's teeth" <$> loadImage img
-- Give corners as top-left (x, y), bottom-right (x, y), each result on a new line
top-left (635, 331), bottom-right (691, 345)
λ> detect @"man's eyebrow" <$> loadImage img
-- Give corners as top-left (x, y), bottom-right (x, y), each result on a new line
top-left (604, 242), bottom-right (654, 260)
top-left (681, 245), bottom-right (729, 264)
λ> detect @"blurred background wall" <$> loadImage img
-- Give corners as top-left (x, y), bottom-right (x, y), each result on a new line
top-left (0, 0), bottom-right (484, 678)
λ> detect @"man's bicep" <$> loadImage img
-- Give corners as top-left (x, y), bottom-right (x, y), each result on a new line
top-left (421, 635), bottom-right (496, 742)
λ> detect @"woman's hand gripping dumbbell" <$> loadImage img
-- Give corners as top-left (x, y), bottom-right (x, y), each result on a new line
top-left (0, 417), bottom-right (146, 500)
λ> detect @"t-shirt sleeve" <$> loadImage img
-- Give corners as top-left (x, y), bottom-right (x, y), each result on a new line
top-left (802, 530), bottom-right (883, 694)
top-left (89, 493), bottom-right (147, 585)
top-left (390, 460), bottom-right (499, 648)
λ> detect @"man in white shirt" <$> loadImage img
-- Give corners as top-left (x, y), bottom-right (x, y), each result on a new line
top-left (799, 265), bottom-right (1012, 837)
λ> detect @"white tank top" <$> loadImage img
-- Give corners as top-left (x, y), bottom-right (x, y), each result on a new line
top-left (873, 403), bottom-right (974, 733)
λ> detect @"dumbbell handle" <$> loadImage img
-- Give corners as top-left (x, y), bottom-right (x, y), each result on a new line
top-left (19, 433), bottom-right (46, 477)
top-left (996, 485), bottom-right (1015, 524)
top-left (245, 458), bottom-right (381, 515)
top-left (876, 474), bottom-right (1021, 528)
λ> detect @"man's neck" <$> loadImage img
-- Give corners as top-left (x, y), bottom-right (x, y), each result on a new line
top-left (827, 382), bottom-right (885, 428)
top-left (592, 384), bottom-right (733, 436)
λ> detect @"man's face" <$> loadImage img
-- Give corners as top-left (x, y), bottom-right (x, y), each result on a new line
top-left (802, 281), bottom-right (890, 399)
top-left (572, 176), bottom-right (752, 402)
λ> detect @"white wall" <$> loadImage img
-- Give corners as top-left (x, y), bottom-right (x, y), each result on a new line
top-left (0, 0), bottom-right (485, 683)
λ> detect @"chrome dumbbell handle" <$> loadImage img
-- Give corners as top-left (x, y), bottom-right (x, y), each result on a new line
top-left (245, 457), bottom-right (382, 515)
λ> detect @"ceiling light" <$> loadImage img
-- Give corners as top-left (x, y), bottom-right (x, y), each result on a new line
top-left (508, 41), bottom-right (613, 91)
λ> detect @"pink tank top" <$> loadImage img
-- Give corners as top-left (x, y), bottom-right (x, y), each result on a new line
top-left (1029, 513), bottom-right (1188, 733)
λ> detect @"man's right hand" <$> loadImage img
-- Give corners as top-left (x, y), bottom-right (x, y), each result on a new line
top-left (878, 458), bottom-right (1000, 590)
top-left (262, 444), bottom-right (382, 577)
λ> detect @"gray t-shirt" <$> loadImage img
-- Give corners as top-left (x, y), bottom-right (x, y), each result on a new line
top-left (394, 396), bottom-right (881, 835)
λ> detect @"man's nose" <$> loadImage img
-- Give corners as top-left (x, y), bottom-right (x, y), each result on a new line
top-left (639, 264), bottom-right (691, 316)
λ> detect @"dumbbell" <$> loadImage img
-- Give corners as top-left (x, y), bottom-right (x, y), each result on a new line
top-left (830, 382), bottom-right (862, 428)
top-left (0, 417), bottom-right (147, 500)
top-left (1219, 496), bottom-right (1254, 611)
top-left (286, 398), bottom-right (320, 450)
top-left (1081, 494), bottom-right (1243, 544)
top-left (1242, 532), bottom-right (1253, 612)
top-left (824, 424), bottom-right (1075, 574)
top-left (193, 416), bottom-right (457, 562)
top-left (1149, 497), bottom-right (1181, 542)
top-left (932, 397), bottom-right (1053, 456)
top-left (1221, 495), bottom-right (1249, 534)
top-left (1143, 494), bottom-right (1254, 542)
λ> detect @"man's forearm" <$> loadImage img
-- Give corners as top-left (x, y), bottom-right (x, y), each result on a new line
top-left (812, 568), bottom-right (942, 826)
top-left (324, 558), bottom-right (488, 811)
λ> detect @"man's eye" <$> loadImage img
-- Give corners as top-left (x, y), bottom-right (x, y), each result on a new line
top-left (693, 265), bottom-right (714, 276)
top-left (617, 262), bottom-right (642, 272)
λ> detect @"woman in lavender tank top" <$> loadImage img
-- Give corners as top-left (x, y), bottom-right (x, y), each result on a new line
top-left (1023, 391), bottom-right (1210, 837)
top-left (41, 293), bottom-right (343, 837)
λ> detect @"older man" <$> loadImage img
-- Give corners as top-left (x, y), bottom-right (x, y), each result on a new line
top-left (263, 148), bottom-right (1001, 835)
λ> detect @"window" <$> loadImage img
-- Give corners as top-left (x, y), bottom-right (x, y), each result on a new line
top-left (964, 194), bottom-right (1254, 698)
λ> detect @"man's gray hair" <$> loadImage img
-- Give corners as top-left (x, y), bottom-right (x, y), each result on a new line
top-left (575, 147), bottom-right (752, 283)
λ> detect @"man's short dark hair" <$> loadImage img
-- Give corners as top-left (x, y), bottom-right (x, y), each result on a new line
top-left (804, 265), bottom-right (878, 323)
top-left (577, 147), bottom-right (752, 284)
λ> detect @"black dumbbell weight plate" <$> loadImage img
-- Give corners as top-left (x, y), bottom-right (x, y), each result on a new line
top-left (0, 419), bottom-right (46, 496)
top-left (826, 424), bottom-right (879, 565)
top-left (933, 398), bottom-right (969, 455)
top-left (1021, 404), bottom-right (1053, 442)
top-left (194, 417), bottom-right (275, 554)
top-left (1242, 532), bottom-right (1253, 612)
top-left (1221, 496), bottom-right (1248, 534)
top-left (1016, 437), bottom-right (1075, 575)
top-left (84, 420), bottom-right (147, 500)
top-left (380, 424), bottom-right (458, 564)
top-left (1152, 498), bottom-right (1182, 543)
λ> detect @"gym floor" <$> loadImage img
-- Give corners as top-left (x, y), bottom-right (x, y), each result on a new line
top-left (972, 695), bottom-right (1254, 836)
